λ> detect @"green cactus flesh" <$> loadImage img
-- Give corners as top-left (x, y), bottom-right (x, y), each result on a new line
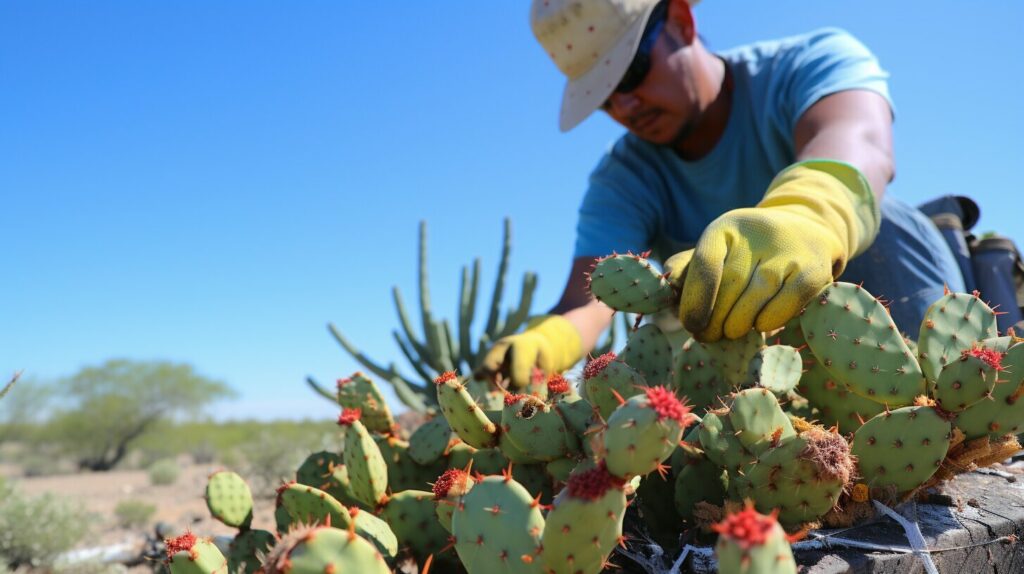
top-left (702, 329), bottom-right (765, 388)
top-left (742, 428), bottom-right (852, 527)
top-left (955, 341), bottom-right (1024, 439)
top-left (502, 394), bottom-right (580, 462)
top-left (451, 475), bottom-right (546, 574)
top-left (336, 372), bottom-right (395, 433)
top-left (339, 412), bottom-right (389, 507)
top-left (276, 482), bottom-right (352, 529)
top-left (165, 533), bottom-right (228, 574)
top-left (227, 529), bottom-right (274, 574)
top-left (713, 506), bottom-right (797, 574)
top-left (748, 345), bottom-right (803, 396)
top-left (295, 451), bottom-right (362, 509)
top-left (620, 323), bottom-right (674, 387)
top-left (603, 387), bottom-right (691, 479)
top-left (407, 414), bottom-right (454, 465)
top-left (378, 489), bottom-right (451, 562)
top-left (541, 463), bottom-right (627, 574)
top-left (349, 507), bottom-right (399, 563)
top-left (673, 448), bottom-right (728, 523)
top-left (545, 457), bottom-right (577, 483)
top-left (917, 291), bottom-right (999, 383)
top-left (727, 388), bottom-right (796, 457)
top-left (586, 253), bottom-right (675, 314)
top-left (204, 471), bottom-right (253, 529)
top-left (698, 411), bottom-right (756, 476)
top-left (797, 358), bottom-right (884, 435)
top-left (933, 351), bottom-right (1000, 412)
top-left (435, 371), bottom-right (500, 449)
top-left (800, 282), bottom-right (925, 406)
top-left (266, 526), bottom-right (391, 574)
top-left (852, 406), bottom-right (951, 494)
top-left (583, 353), bottom-right (647, 421)
top-left (374, 434), bottom-right (447, 494)
top-left (673, 337), bottom-right (731, 412)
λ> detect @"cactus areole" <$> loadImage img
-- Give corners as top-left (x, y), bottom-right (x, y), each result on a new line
top-left (645, 385), bottom-right (692, 424)
top-left (584, 352), bottom-right (616, 379)
top-left (337, 407), bottom-right (362, 426)
top-left (964, 346), bottom-right (1005, 371)
top-left (712, 506), bottom-right (778, 549)
top-left (432, 468), bottom-right (472, 499)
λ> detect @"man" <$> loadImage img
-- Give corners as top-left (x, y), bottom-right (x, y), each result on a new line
top-left (479, 0), bottom-right (964, 388)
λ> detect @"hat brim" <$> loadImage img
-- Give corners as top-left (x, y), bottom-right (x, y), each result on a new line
top-left (558, 2), bottom-right (660, 132)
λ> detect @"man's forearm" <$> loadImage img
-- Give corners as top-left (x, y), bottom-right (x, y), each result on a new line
top-left (551, 298), bottom-right (615, 355)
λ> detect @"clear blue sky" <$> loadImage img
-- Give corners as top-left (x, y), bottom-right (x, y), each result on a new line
top-left (3, 2), bottom-right (1021, 420)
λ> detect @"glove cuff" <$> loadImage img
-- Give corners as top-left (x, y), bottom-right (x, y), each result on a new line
top-left (764, 160), bottom-right (881, 257)
top-left (525, 314), bottom-right (584, 372)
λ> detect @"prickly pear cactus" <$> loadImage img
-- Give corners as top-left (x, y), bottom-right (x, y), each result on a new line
top-left (586, 252), bottom-right (675, 314)
top-left (205, 470), bottom-right (253, 529)
top-left (164, 532), bottom-right (228, 574)
top-left (917, 290), bottom-right (999, 383)
top-left (337, 408), bottom-right (389, 507)
top-left (583, 352), bottom-right (647, 420)
top-left (603, 386), bottom-right (692, 478)
top-left (713, 505), bottom-right (797, 574)
top-left (261, 524), bottom-right (391, 574)
top-left (337, 372), bottom-right (394, 433)
top-left (955, 342), bottom-right (1024, 438)
top-left (435, 371), bottom-right (499, 449)
top-left (619, 323), bottom-right (674, 387)
top-left (852, 405), bottom-right (952, 494)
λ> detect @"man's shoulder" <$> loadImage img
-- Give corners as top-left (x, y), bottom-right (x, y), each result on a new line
top-left (719, 27), bottom-right (872, 69)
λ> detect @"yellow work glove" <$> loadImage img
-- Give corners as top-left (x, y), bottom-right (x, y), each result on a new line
top-left (476, 315), bottom-right (583, 389)
top-left (678, 159), bottom-right (881, 342)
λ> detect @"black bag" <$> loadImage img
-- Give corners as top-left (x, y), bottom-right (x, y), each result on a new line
top-left (918, 195), bottom-right (1024, 334)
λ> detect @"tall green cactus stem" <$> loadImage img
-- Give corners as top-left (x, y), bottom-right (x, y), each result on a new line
top-left (435, 371), bottom-right (499, 449)
top-left (583, 352), bottom-right (647, 420)
top-left (227, 529), bottom-right (274, 574)
top-left (336, 372), bottom-right (394, 433)
top-left (741, 427), bottom-right (853, 527)
top-left (727, 388), bottom-right (796, 457)
top-left (433, 468), bottom-right (476, 533)
top-left (205, 471), bottom-right (253, 529)
top-left (748, 345), bottom-right (803, 396)
top-left (852, 405), bottom-right (952, 494)
top-left (620, 324), bottom-right (674, 387)
top-left (164, 532), bottom-right (228, 574)
top-left (800, 282), bottom-right (926, 406)
top-left (918, 290), bottom-right (999, 383)
top-left (953, 341), bottom-right (1024, 439)
top-left (603, 386), bottom-right (692, 479)
top-left (541, 462), bottom-right (628, 574)
top-left (713, 506), bottom-right (797, 574)
top-left (586, 252), bottom-right (676, 314)
top-left (451, 473), bottom-right (546, 574)
top-left (673, 337), bottom-right (730, 412)
top-left (933, 348), bottom-right (1002, 412)
top-left (261, 525), bottom-right (391, 574)
top-left (502, 394), bottom-right (581, 462)
top-left (378, 490), bottom-right (452, 564)
top-left (275, 481), bottom-right (352, 529)
top-left (338, 409), bottom-right (389, 507)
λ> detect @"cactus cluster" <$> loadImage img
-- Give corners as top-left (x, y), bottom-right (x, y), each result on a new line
top-left (163, 251), bottom-right (1024, 574)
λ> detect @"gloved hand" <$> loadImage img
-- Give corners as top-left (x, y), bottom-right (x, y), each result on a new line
top-left (476, 315), bottom-right (583, 388)
top-left (678, 160), bottom-right (880, 341)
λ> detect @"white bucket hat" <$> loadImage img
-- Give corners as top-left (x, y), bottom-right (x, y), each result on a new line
top-left (530, 0), bottom-right (698, 132)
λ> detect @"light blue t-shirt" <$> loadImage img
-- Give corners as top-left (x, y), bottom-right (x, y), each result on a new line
top-left (574, 28), bottom-right (893, 263)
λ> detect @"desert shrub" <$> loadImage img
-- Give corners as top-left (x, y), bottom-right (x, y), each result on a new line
top-left (147, 458), bottom-right (180, 486)
top-left (113, 499), bottom-right (156, 529)
top-left (0, 477), bottom-right (90, 569)
top-left (240, 429), bottom-right (325, 497)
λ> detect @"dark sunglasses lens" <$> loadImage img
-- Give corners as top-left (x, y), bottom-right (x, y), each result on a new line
top-left (615, 53), bottom-right (649, 94)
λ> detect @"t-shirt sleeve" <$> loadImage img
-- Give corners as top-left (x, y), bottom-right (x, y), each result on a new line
top-left (573, 140), bottom-right (661, 259)
top-left (780, 28), bottom-right (894, 132)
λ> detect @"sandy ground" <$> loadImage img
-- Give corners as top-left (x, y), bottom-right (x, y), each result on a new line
top-left (1, 459), bottom-right (278, 565)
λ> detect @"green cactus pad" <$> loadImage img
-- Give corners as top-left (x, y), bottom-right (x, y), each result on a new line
top-left (742, 428), bottom-right (852, 527)
top-left (407, 415), bottom-right (454, 465)
top-left (544, 457), bottom-right (577, 483)
top-left (800, 282), bottom-right (925, 406)
top-left (276, 482), bottom-right (352, 529)
top-left (673, 448), bottom-right (728, 523)
top-left (797, 358), bottom-right (884, 435)
top-left (469, 447), bottom-right (510, 475)
top-left (296, 451), bottom-right (362, 509)
top-left (933, 351), bottom-right (1000, 412)
top-left (620, 323), bottom-right (674, 387)
top-left (502, 394), bottom-right (580, 462)
top-left (339, 413), bottom-right (389, 507)
top-left (541, 463), bottom-right (627, 574)
top-left (227, 529), bottom-right (274, 574)
top-left (586, 253), bottom-right (675, 314)
top-left (673, 336), bottom-right (731, 412)
top-left (603, 387), bottom-right (690, 479)
top-left (583, 353), bottom-right (647, 421)
top-left (918, 291), bottom-right (998, 383)
top-left (264, 526), bottom-right (390, 574)
top-left (451, 475), bottom-right (546, 574)
top-left (697, 411), bottom-right (755, 476)
top-left (435, 372), bottom-right (500, 449)
top-left (378, 490), bottom-right (450, 562)
top-left (748, 345), bottom-right (803, 395)
top-left (713, 506), bottom-right (797, 574)
top-left (955, 342), bottom-right (1024, 438)
top-left (336, 372), bottom-right (395, 433)
top-left (727, 388), bottom-right (796, 456)
top-left (433, 468), bottom-right (476, 533)
top-left (703, 329), bottom-right (766, 388)
top-left (205, 471), bottom-right (253, 529)
top-left (165, 534), bottom-right (228, 574)
top-left (349, 507), bottom-right (399, 563)
top-left (852, 406), bottom-right (951, 494)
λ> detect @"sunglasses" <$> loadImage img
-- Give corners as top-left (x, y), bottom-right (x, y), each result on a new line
top-left (612, 2), bottom-right (669, 95)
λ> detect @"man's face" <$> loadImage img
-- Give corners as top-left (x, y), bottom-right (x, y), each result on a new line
top-left (602, 24), bottom-right (701, 145)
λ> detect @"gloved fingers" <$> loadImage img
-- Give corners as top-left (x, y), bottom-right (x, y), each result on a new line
top-left (507, 336), bottom-right (541, 389)
top-left (686, 237), bottom-right (753, 342)
top-left (722, 262), bottom-right (786, 340)
top-left (477, 338), bottom-right (515, 379)
top-left (680, 233), bottom-right (729, 335)
top-left (663, 248), bottom-right (694, 291)
top-left (754, 267), bottom-right (831, 333)
top-left (534, 342), bottom-right (558, 375)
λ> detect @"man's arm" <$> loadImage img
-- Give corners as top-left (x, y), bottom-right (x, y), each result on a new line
top-left (550, 256), bottom-right (616, 354)
top-left (793, 89), bottom-right (895, 201)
